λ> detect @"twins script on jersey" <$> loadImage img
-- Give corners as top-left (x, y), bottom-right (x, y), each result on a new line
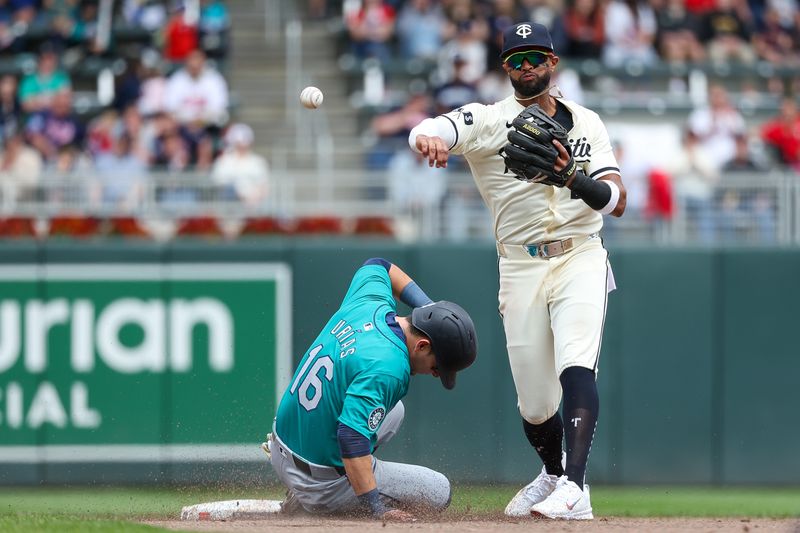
top-left (441, 96), bottom-right (620, 244)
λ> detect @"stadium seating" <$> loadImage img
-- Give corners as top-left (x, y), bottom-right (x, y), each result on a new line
top-left (175, 216), bottom-right (226, 238)
top-left (48, 215), bottom-right (102, 238)
top-left (294, 216), bottom-right (345, 235)
top-left (239, 217), bottom-right (291, 236)
top-left (353, 216), bottom-right (394, 237)
top-left (0, 217), bottom-right (39, 238)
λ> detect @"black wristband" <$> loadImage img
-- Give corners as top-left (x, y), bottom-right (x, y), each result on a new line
top-left (569, 171), bottom-right (612, 211)
top-left (358, 488), bottom-right (388, 518)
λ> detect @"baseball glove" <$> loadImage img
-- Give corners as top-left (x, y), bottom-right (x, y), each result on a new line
top-left (501, 104), bottom-right (576, 187)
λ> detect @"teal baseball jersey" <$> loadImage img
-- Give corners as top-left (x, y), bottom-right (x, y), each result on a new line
top-left (275, 264), bottom-right (411, 467)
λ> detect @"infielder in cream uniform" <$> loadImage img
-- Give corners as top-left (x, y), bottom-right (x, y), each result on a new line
top-left (408, 22), bottom-right (626, 520)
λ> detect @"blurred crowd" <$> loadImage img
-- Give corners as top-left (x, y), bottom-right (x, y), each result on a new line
top-left (0, 0), bottom-right (271, 212)
top-left (331, 0), bottom-right (800, 242)
top-left (337, 0), bottom-right (800, 77)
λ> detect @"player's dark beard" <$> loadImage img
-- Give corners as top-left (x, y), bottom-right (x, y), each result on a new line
top-left (511, 69), bottom-right (552, 99)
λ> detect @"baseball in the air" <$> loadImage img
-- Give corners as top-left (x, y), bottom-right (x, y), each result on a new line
top-left (300, 86), bottom-right (324, 109)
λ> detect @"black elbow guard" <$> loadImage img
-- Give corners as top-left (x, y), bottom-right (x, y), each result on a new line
top-left (569, 172), bottom-right (612, 211)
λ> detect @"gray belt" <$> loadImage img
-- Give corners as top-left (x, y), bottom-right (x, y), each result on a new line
top-left (497, 233), bottom-right (599, 260)
top-left (270, 432), bottom-right (345, 480)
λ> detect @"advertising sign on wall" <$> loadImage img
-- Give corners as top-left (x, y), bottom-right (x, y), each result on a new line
top-left (0, 263), bottom-right (292, 463)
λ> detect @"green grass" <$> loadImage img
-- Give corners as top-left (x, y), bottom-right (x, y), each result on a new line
top-left (0, 487), bottom-right (284, 519)
top-left (0, 513), bottom-right (164, 533)
top-left (0, 485), bottom-right (798, 532)
top-left (0, 487), bottom-right (284, 533)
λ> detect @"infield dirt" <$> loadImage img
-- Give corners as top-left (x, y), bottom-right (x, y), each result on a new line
top-left (145, 515), bottom-right (800, 532)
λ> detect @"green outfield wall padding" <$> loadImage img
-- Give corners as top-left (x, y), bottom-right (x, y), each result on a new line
top-left (0, 240), bottom-right (797, 486)
top-left (719, 250), bottom-right (800, 484)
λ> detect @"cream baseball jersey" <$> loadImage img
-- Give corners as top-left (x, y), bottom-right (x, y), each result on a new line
top-left (441, 95), bottom-right (619, 244)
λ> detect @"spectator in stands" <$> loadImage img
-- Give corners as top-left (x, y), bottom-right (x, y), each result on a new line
top-left (18, 42), bottom-right (72, 113)
top-left (366, 92), bottom-right (431, 170)
top-left (150, 111), bottom-right (190, 171)
top-left (396, 0), bottom-right (444, 62)
top-left (86, 109), bottom-right (118, 158)
top-left (345, 0), bottom-right (396, 64)
top-left (137, 51), bottom-right (169, 117)
top-left (162, 2), bottom-right (200, 63)
top-left (45, 142), bottom-right (93, 205)
top-left (760, 96), bottom-right (800, 171)
top-left (439, 22), bottom-right (488, 86)
top-left (724, 134), bottom-right (761, 173)
top-left (441, 0), bottom-right (490, 43)
top-left (70, 0), bottom-right (105, 56)
top-left (307, 0), bottom-right (330, 20)
top-left (37, 0), bottom-right (78, 49)
top-left (553, 68), bottom-right (585, 104)
top-left (603, 0), bottom-right (659, 67)
top-left (9, 0), bottom-right (36, 27)
top-left (164, 48), bottom-right (228, 169)
top-left (432, 56), bottom-right (480, 115)
top-left (0, 131), bottom-right (43, 203)
top-left (387, 149), bottom-right (446, 241)
top-left (199, 0), bottom-right (230, 60)
top-left (668, 128), bottom-right (719, 242)
top-left (612, 138), bottom-right (651, 220)
top-left (121, 0), bottom-right (167, 31)
top-left (439, 2), bottom-right (489, 84)
top-left (562, 0), bottom-right (606, 59)
top-left (0, 74), bottom-right (21, 145)
top-left (0, 1), bottom-right (20, 52)
top-left (652, 0), bottom-right (706, 64)
top-left (699, 0), bottom-right (756, 64)
top-left (211, 123), bottom-right (269, 208)
top-left (164, 48), bottom-right (229, 126)
top-left (0, 1), bottom-right (37, 52)
top-left (113, 56), bottom-right (144, 113)
top-left (477, 69), bottom-right (513, 103)
top-left (686, 83), bottom-right (746, 170)
top-left (92, 132), bottom-right (147, 210)
top-left (520, 0), bottom-right (567, 51)
top-left (119, 104), bottom-right (152, 164)
top-left (718, 134), bottom-right (774, 241)
top-left (25, 89), bottom-right (85, 164)
top-left (752, 6), bottom-right (800, 65)
top-left (486, 0), bottom-right (524, 71)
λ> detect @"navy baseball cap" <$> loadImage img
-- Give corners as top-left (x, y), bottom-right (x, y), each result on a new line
top-left (411, 301), bottom-right (478, 390)
top-left (500, 22), bottom-right (555, 59)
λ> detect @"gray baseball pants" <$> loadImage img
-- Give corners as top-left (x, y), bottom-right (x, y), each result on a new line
top-left (268, 401), bottom-right (451, 513)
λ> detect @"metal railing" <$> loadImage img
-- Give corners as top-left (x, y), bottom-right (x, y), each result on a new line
top-left (0, 170), bottom-right (797, 245)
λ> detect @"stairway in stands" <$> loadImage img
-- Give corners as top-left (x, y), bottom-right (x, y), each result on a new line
top-left (226, 3), bottom-right (365, 170)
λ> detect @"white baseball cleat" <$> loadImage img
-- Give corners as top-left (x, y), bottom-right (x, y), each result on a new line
top-left (504, 466), bottom-right (560, 517)
top-left (530, 476), bottom-right (593, 520)
top-left (504, 452), bottom-right (566, 517)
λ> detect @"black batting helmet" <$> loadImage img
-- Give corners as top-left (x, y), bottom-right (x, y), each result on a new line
top-left (411, 301), bottom-right (478, 390)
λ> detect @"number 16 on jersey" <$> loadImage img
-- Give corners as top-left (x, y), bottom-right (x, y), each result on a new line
top-left (289, 344), bottom-right (333, 411)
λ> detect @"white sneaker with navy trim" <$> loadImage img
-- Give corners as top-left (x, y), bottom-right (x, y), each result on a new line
top-left (530, 476), bottom-right (593, 520)
top-left (504, 452), bottom-right (567, 517)
top-left (504, 466), bottom-right (559, 517)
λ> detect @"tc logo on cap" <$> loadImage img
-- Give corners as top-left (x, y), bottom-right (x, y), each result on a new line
top-left (516, 24), bottom-right (533, 38)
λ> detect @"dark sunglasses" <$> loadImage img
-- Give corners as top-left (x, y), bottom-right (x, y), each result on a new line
top-left (503, 51), bottom-right (551, 70)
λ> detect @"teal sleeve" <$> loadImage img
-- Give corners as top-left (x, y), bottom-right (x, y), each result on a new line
top-left (340, 264), bottom-right (395, 309)
top-left (18, 77), bottom-right (34, 102)
top-left (338, 372), bottom-right (404, 441)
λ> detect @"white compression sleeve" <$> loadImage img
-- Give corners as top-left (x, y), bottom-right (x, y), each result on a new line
top-left (408, 117), bottom-right (458, 153)
top-left (598, 180), bottom-right (621, 215)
